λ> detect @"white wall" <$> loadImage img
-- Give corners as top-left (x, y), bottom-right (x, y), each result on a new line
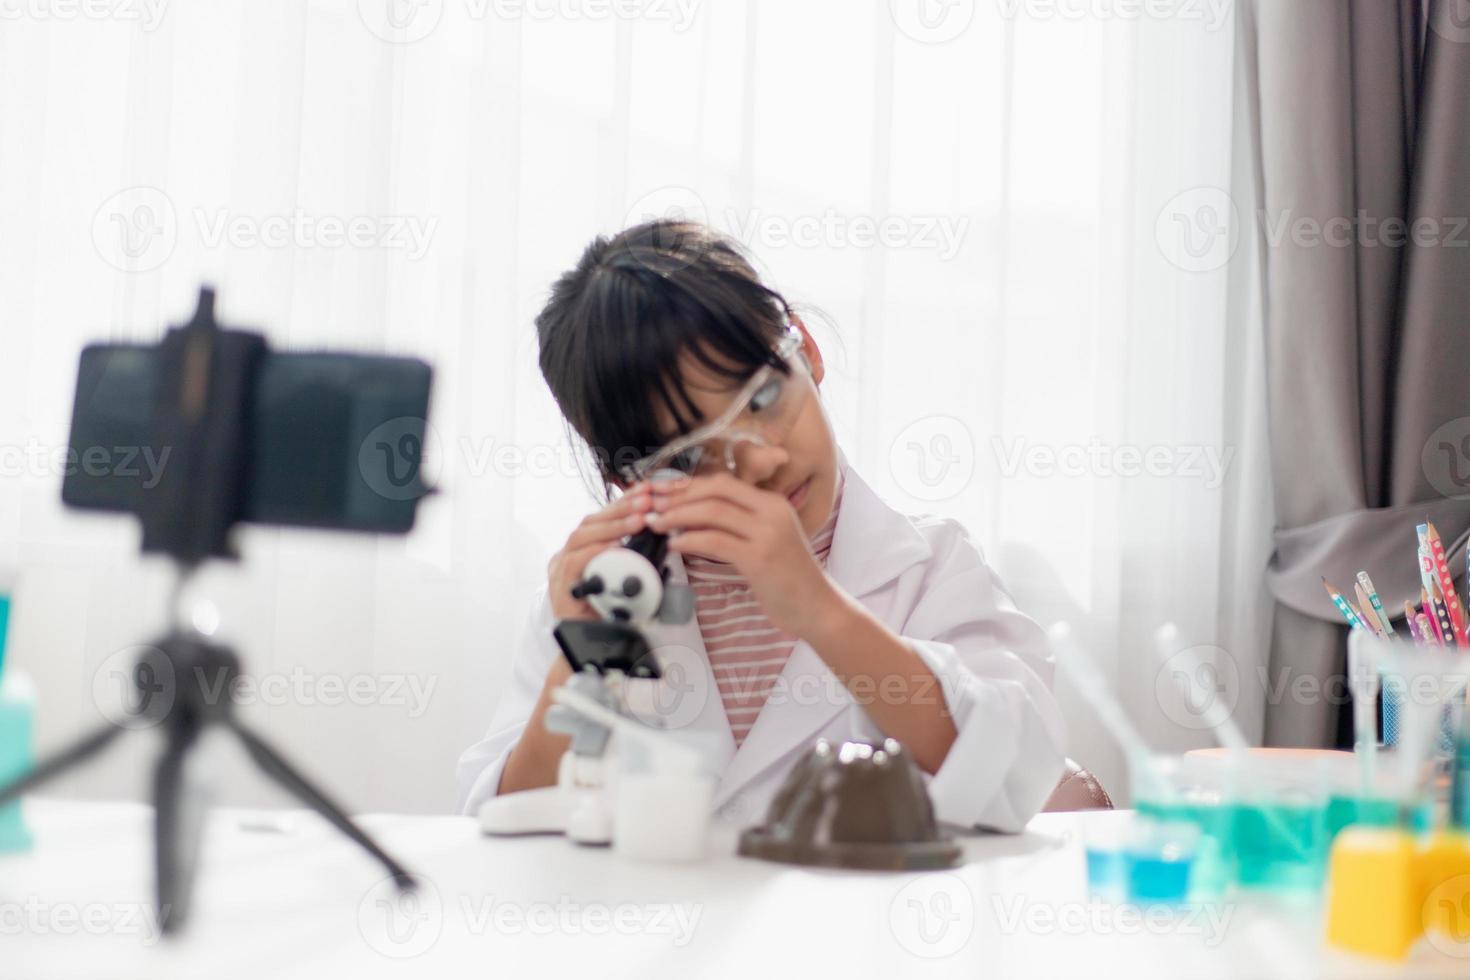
top-left (0, 0), bottom-right (1262, 814)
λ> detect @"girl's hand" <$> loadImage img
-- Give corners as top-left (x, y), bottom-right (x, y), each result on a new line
top-left (547, 482), bottom-right (654, 621)
top-left (648, 472), bottom-right (842, 637)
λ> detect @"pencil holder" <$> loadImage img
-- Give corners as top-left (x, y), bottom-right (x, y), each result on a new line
top-left (1380, 669), bottom-right (1460, 754)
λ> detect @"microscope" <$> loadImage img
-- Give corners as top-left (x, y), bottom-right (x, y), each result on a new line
top-left (479, 492), bottom-right (714, 859)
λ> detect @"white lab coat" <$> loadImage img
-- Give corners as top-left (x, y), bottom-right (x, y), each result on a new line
top-left (456, 459), bottom-right (1066, 833)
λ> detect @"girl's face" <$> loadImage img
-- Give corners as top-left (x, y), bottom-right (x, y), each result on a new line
top-left (644, 320), bottom-right (838, 540)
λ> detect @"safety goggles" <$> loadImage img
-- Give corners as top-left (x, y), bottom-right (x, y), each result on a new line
top-left (620, 326), bottom-right (812, 483)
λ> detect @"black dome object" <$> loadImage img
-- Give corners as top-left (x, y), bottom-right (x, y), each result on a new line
top-left (737, 738), bottom-right (962, 871)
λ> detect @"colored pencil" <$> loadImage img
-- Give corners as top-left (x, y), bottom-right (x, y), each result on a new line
top-left (1357, 571), bottom-right (1395, 636)
top-left (1423, 523), bottom-right (1468, 646)
top-left (1404, 601), bottom-right (1423, 642)
top-left (1355, 582), bottom-right (1385, 636)
top-left (1324, 580), bottom-right (1367, 631)
top-left (1423, 586), bottom-right (1450, 646)
top-left (1430, 580), bottom-right (1457, 648)
top-left (1418, 543), bottom-right (1450, 646)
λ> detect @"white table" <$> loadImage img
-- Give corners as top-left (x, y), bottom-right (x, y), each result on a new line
top-left (1, 800), bottom-right (1462, 979)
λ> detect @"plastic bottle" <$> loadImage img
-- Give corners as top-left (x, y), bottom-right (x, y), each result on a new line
top-left (0, 571), bottom-right (33, 851)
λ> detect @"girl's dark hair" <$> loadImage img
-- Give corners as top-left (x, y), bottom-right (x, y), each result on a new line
top-left (536, 220), bottom-right (794, 499)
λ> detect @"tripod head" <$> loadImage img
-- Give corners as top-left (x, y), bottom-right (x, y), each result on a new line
top-left (138, 287), bottom-right (265, 565)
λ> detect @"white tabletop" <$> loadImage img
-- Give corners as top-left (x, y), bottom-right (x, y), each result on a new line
top-left (1, 799), bottom-right (1462, 979)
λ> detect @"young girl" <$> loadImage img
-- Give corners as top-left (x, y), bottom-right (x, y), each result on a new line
top-left (457, 221), bottom-right (1065, 832)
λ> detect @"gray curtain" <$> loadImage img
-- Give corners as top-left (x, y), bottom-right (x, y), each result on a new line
top-left (1246, 0), bottom-right (1470, 746)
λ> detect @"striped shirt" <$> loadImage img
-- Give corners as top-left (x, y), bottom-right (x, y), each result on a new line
top-left (682, 472), bottom-right (844, 748)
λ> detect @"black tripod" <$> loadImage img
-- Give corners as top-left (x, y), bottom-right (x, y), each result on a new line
top-left (0, 287), bottom-right (421, 935)
top-left (0, 608), bottom-right (416, 934)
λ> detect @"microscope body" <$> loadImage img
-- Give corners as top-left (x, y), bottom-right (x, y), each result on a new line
top-left (479, 520), bottom-right (703, 853)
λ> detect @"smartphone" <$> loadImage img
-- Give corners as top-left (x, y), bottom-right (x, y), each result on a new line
top-left (61, 343), bottom-right (434, 534)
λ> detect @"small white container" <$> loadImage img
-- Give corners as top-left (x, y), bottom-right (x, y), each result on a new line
top-left (612, 736), bottom-right (714, 862)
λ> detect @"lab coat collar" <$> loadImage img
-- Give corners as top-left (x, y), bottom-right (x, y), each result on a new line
top-left (822, 446), bottom-right (934, 597)
top-left (643, 450), bottom-right (935, 811)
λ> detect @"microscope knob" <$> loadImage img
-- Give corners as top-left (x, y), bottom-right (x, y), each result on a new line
top-left (570, 575), bottom-right (605, 599)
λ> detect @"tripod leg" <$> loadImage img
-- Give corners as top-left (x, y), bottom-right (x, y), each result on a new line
top-left (226, 719), bottom-right (415, 889)
top-left (153, 733), bottom-right (201, 936)
top-left (0, 723), bottom-right (125, 807)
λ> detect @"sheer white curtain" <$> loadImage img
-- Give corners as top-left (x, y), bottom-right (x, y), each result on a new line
top-left (0, 0), bottom-right (1266, 812)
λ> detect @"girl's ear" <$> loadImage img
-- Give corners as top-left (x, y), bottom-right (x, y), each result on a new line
top-left (790, 313), bottom-right (824, 386)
